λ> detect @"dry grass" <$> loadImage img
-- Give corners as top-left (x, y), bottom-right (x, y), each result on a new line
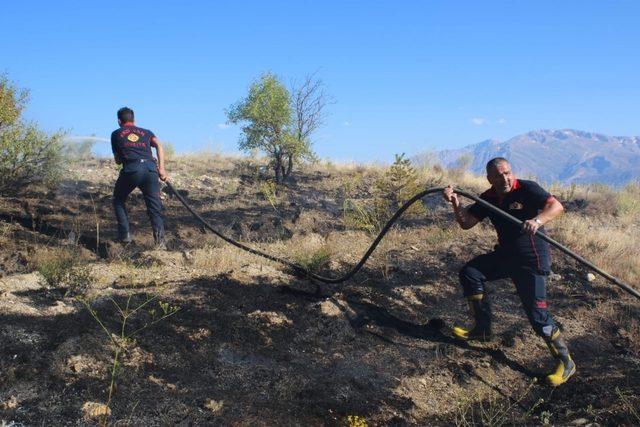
top-left (5, 152), bottom-right (639, 425)
top-left (63, 154), bottom-right (639, 292)
top-left (170, 150), bottom-right (244, 173)
top-left (552, 214), bottom-right (639, 284)
top-left (617, 181), bottom-right (640, 218)
top-left (189, 244), bottom-right (255, 273)
top-left (452, 377), bottom-right (542, 427)
top-left (180, 154), bottom-right (498, 282)
top-left (32, 247), bottom-right (94, 296)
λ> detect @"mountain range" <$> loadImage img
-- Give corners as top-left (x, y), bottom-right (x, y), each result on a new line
top-left (424, 129), bottom-right (640, 186)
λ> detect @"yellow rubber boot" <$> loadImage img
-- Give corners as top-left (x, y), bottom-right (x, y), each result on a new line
top-left (452, 325), bottom-right (471, 339)
top-left (545, 332), bottom-right (576, 386)
top-left (453, 294), bottom-right (492, 342)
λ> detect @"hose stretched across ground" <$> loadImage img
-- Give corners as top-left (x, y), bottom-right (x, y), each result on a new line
top-left (165, 181), bottom-right (640, 300)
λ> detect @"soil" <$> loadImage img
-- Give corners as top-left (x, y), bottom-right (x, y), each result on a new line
top-left (1, 157), bottom-right (639, 425)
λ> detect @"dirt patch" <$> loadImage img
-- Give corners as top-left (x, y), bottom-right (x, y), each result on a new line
top-left (0, 157), bottom-right (638, 425)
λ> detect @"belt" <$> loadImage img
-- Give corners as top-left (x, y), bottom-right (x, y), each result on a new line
top-left (124, 158), bottom-right (153, 164)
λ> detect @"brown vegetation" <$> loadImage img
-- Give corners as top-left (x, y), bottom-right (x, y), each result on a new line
top-left (0, 153), bottom-right (638, 425)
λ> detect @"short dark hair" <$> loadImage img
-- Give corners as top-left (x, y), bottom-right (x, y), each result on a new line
top-left (486, 157), bottom-right (509, 173)
top-left (117, 107), bottom-right (134, 123)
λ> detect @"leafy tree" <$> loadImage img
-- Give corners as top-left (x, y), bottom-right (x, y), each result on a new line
top-left (0, 74), bottom-right (64, 194)
top-left (227, 72), bottom-right (327, 183)
top-left (0, 74), bottom-right (28, 128)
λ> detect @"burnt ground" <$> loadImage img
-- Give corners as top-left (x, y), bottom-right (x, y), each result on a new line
top-left (1, 157), bottom-right (639, 425)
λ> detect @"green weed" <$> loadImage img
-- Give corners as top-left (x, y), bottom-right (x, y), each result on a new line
top-left (259, 179), bottom-right (279, 211)
top-left (293, 246), bottom-right (331, 273)
top-left (35, 248), bottom-right (93, 296)
top-left (77, 292), bottom-right (180, 426)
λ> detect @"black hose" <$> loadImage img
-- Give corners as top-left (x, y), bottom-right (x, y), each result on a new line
top-left (164, 181), bottom-right (640, 300)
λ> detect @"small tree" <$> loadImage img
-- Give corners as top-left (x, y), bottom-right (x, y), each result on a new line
top-left (0, 74), bottom-right (64, 194)
top-left (287, 72), bottom-right (330, 175)
top-left (375, 153), bottom-right (426, 216)
top-left (227, 72), bottom-right (327, 183)
top-left (343, 153), bottom-right (426, 233)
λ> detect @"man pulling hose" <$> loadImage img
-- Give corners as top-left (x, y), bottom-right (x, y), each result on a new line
top-left (443, 157), bottom-right (576, 386)
top-left (111, 107), bottom-right (168, 248)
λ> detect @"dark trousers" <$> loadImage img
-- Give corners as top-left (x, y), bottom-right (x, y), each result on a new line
top-left (113, 161), bottom-right (164, 241)
top-left (459, 251), bottom-right (557, 338)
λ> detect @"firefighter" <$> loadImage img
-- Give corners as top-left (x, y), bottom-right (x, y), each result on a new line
top-left (111, 107), bottom-right (167, 248)
top-left (443, 157), bottom-right (575, 386)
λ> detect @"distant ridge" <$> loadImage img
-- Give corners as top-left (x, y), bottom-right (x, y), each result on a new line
top-left (422, 129), bottom-right (640, 185)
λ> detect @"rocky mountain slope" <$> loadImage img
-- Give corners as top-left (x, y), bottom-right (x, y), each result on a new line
top-left (431, 129), bottom-right (640, 185)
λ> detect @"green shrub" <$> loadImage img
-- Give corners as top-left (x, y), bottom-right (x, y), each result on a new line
top-left (343, 153), bottom-right (426, 233)
top-left (0, 74), bottom-right (65, 194)
top-left (343, 198), bottom-right (386, 233)
top-left (35, 249), bottom-right (93, 296)
top-left (259, 179), bottom-right (279, 210)
top-left (617, 181), bottom-right (640, 217)
top-left (293, 246), bottom-right (331, 273)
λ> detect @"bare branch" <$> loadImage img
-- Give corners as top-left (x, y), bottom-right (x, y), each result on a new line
top-left (291, 71), bottom-right (333, 145)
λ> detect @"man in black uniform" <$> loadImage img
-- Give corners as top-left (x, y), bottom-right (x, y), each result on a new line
top-left (111, 107), bottom-right (168, 247)
top-left (443, 157), bottom-right (575, 386)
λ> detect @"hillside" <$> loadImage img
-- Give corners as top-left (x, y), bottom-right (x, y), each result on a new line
top-left (430, 129), bottom-right (640, 186)
top-left (0, 155), bottom-right (639, 425)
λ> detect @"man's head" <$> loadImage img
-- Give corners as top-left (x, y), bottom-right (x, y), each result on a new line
top-left (117, 107), bottom-right (134, 125)
top-left (486, 157), bottom-right (516, 195)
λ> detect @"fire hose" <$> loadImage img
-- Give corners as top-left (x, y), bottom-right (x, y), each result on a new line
top-left (164, 181), bottom-right (640, 300)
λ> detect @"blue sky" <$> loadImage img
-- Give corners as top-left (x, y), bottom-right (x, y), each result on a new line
top-left (2, 1), bottom-right (639, 161)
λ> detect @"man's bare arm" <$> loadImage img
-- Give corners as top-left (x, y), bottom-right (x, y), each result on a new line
top-left (150, 137), bottom-right (168, 181)
top-left (523, 197), bottom-right (564, 235)
top-left (443, 185), bottom-right (481, 230)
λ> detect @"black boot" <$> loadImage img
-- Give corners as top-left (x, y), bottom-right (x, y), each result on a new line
top-left (545, 332), bottom-right (576, 386)
top-left (453, 294), bottom-right (492, 342)
top-left (116, 232), bottom-right (132, 244)
top-left (153, 229), bottom-right (166, 250)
